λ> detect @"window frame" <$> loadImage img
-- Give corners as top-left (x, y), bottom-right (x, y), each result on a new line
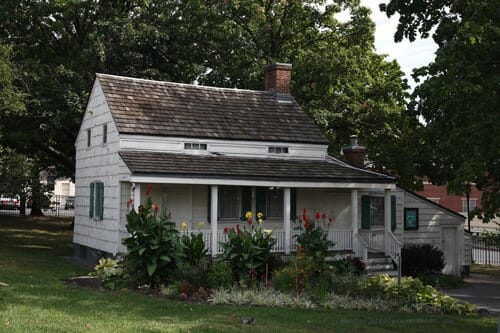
top-left (461, 198), bottom-right (477, 213)
top-left (268, 146), bottom-right (289, 154)
top-left (218, 186), bottom-right (241, 221)
top-left (184, 142), bottom-right (207, 150)
top-left (102, 124), bottom-right (108, 145)
top-left (87, 129), bottom-right (91, 147)
top-left (265, 188), bottom-right (284, 219)
top-left (89, 181), bottom-right (104, 220)
top-left (404, 208), bottom-right (419, 230)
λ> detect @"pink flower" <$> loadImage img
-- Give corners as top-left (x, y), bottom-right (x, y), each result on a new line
top-left (146, 184), bottom-right (153, 196)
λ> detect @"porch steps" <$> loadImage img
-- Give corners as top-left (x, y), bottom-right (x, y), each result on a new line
top-left (365, 252), bottom-right (398, 277)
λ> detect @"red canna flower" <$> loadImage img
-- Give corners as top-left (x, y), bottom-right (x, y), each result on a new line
top-left (304, 221), bottom-right (311, 230)
top-left (315, 211), bottom-right (321, 220)
top-left (328, 216), bottom-right (333, 223)
top-left (168, 211), bottom-right (172, 219)
top-left (146, 184), bottom-right (153, 196)
top-left (236, 224), bottom-right (241, 235)
top-left (322, 212), bottom-right (327, 220)
top-left (248, 218), bottom-right (253, 225)
top-left (153, 204), bottom-right (159, 214)
top-left (126, 198), bottom-right (133, 207)
top-left (303, 208), bottom-right (307, 215)
top-left (223, 227), bottom-right (230, 234)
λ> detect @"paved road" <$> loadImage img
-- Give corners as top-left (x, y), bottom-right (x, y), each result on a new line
top-left (446, 273), bottom-right (500, 316)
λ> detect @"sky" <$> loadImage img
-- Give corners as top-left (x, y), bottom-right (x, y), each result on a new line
top-left (358, 1), bottom-right (438, 89)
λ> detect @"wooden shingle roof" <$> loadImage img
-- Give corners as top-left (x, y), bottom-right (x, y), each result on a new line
top-left (97, 74), bottom-right (329, 144)
top-left (119, 151), bottom-right (394, 183)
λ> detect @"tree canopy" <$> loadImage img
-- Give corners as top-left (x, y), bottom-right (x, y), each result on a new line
top-left (381, 0), bottom-right (500, 221)
top-left (0, 1), bottom-right (413, 191)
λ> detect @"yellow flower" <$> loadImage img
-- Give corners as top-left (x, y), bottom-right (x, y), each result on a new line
top-left (258, 218), bottom-right (263, 224)
top-left (257, 212), bottom-right (264, 219)
top-left (198, 221), bottom-right (205, 228)
top-left (180, 222), bottom-right (188, 231)
top-left (245, 211), bottom-right (253, 219)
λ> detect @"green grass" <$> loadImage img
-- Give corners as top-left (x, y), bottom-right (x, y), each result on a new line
top-left (0, 216), bottom-right (497, 333)
top-left (471, 264), bottom-right (500, 278)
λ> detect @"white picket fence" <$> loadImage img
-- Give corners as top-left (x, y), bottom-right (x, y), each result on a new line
top-left (180, 228), bottom-right (353, 255)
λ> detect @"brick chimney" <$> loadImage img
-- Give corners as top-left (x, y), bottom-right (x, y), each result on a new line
top-left (264, 63), bottom-right (292, 94)
top-left (342, 135), bottom-right (366, 168)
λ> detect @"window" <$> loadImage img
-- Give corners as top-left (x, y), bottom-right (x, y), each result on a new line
top-left (87, 129), bottom-right (91, 147)
top-left (268, 146), bottom-right (289, 154)
top-left (218, 186), bottom-right (240, 219)
top-left (361, 195), bottom-right (397, 231)
top-left (102, 124), bottom-right (108, 144)
top-left (404, 208), bottom-right (419, 230)
top-left (184, 143), bottom-right (207, 150)
top-left (462, 198), bottom-right (477, 213)
top-left (266, 188), bottom-right (283, 218)
top-left (89, 181), bottom-right (104, 220)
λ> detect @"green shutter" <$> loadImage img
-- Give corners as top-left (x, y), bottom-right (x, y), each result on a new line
top-left (361, 195), bottom-right (371, 229)
top-left (255, 187), bottom-right (267, 220)
top-left (207, 186), bottom-right (211, 223)
top-left (391, 195), bottom-right (396, 232)
top-left (240, 187), bottom-right (252, 221)
top-left (99, 182), bottom-right (104, 220)
top-left (89, 183), bottom-right (94, 218)
top-left (290, 188), bottom-right (297, 220)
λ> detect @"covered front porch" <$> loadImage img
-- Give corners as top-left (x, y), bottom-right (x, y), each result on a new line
top-left (124, 181), bottom-right (401, 263)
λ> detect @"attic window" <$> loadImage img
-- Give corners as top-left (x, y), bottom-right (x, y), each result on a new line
top-left (268, 146), bottom-right (289, 154)
top-left (102, 124), bottom-right (108, 144)
top-left (184, 143), bottom-right (207, 150)
top-left (87, 129), bottom-right (91, 147)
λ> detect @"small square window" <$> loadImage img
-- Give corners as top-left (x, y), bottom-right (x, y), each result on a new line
top-left (268, 146), bottom-right (289, 154)
top-left (184, 142), bottom-right (207, 150)
top-left (462, 198), bottom-right (477, 213)
top-left (404, 208), bottom-right (419, 230)
top-left (102, 124), bottom-right (107, 144)
top-left (87, 129), bottom-right (91, 147)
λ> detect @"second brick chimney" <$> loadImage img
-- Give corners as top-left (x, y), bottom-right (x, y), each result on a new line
top-left (264, 63), bottom-right (292, 94)
top-left (342, 135), bottom-right (367, 168)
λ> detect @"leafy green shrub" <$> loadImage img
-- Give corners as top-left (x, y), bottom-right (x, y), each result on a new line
top-left (416, 273), bottom-right (465, 290)
top-left (91, 258), bottom-right (124, 290)
top-left (331, 257), bottom-right (366, 275)
top-left (330, 273), bottom-right (366, 296)
top-left (122, 196), bottom-right (181, 287)
top-left (180, 232), bottom-right (208, 266)
top-left (173, 261), bottom-right (208, 292)
top-left (294, 209), bottom-right (334, 269)
top-left (402, 244), bottom-right (444, 276)
top-left (207, 261), bottom-right (233, 289)
top-left (219, 226), bottom-right (275, 284)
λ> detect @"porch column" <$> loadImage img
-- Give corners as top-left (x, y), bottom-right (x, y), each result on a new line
top-left (132, 183), bottom-right (141, 212)
top-left (351, 189), bottom-right (358, 249)
top-left (210, 185), bottom-right (218, 257)
top-left (283, 187), bottom-right (291, 254)
top-left (384, 188), bottom-right (391, 256)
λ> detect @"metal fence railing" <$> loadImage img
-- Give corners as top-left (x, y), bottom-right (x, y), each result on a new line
top-left (472, 235), bottom-right (500, 266)
top-left (0, 194), bottom-right (75, 218)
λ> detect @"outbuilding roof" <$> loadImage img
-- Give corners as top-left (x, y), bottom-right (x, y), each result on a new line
top-left (97, 74), bottom-right (329, 144)
top-left (119, 151), bottom-right (394, 184)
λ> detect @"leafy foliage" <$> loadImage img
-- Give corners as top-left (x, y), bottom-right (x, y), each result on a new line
top-left (91, 258), bottom-right (124, 291)
top-left (294, 210), bottom-right (334, 267)
top-left (180, 233), bottom-right (208, 266)
top-left (219, 226), bottom-right (275, 285)
top-left (122, 196), bottom-right (181, 287)
top-left (207, 261), bottom-right (233, 289)
top-left (381, 0), bottom-right (500, 221)
top-left (402, 244), bottom-right (445, 277)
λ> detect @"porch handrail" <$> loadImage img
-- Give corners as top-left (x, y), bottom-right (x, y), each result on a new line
top-left (387, 231), bottom-right (402, 264)
top-left (354, 232), bottom-right (368, 262)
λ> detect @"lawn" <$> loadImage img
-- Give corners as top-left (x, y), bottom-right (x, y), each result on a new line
top-left (471, 264), bottom-right (500, 278)
top-left (0, 216), bottom-right (497, 333)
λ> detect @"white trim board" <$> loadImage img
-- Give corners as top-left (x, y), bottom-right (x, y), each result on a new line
top-left (129, 175), bottom-right (395, 189)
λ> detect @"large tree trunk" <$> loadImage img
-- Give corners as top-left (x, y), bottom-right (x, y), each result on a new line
top-left (19, 196), bottom-right (26, 216)
top-left (29, 181), bottom-right (45, 216)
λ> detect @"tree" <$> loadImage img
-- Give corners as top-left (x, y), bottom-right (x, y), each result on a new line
top-left (381, 0), bottom-right (500, 221)
top-left (203, 0), bottom-right (414, 186)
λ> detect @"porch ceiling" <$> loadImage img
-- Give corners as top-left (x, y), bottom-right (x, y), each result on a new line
top-left (119, 151), bottom-right (394, 185)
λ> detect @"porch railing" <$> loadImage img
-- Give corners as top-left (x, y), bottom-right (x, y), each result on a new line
top-left (362, 230), bottom-right (384, 251)
top-left (387, 231), bottom-right (402, 264)
top-left (181, 228), bottom-right (353, 255)
top-left (353, 232), bottom-right (369, 262)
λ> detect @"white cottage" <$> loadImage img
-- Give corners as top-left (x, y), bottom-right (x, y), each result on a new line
top-left (73, 63), bottom-right (468, 275)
